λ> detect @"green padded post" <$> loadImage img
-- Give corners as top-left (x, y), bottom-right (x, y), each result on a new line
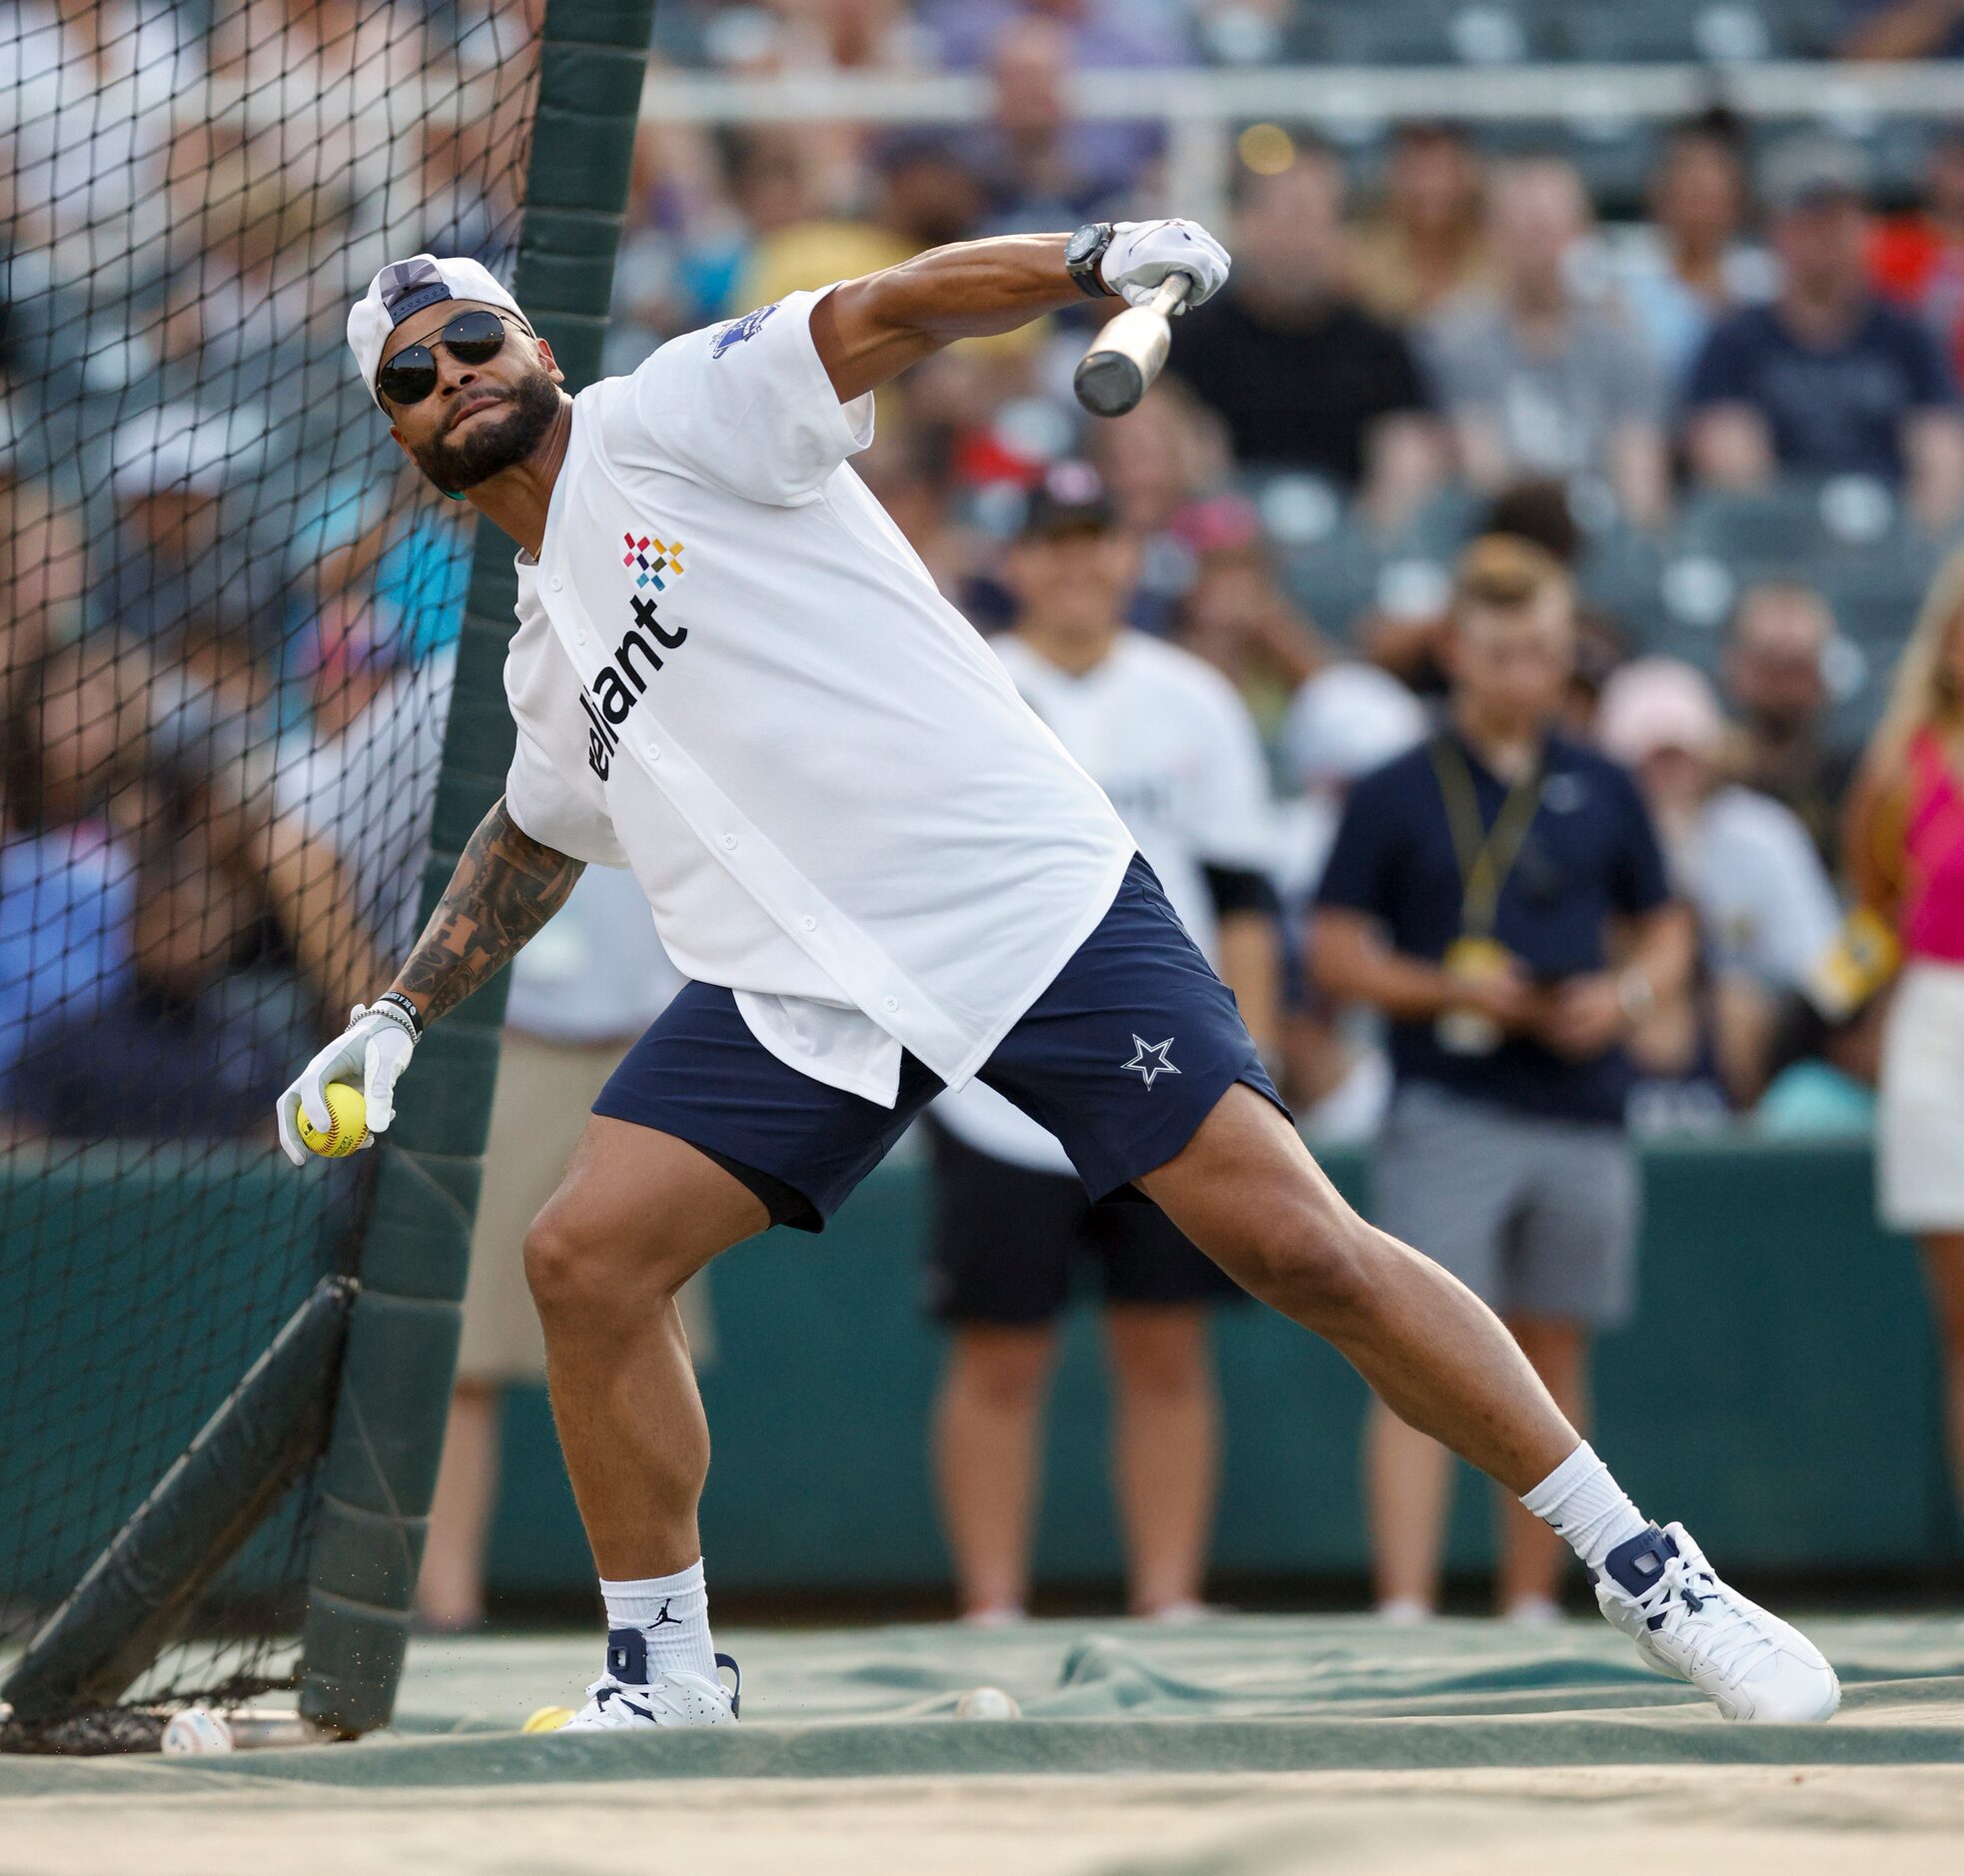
top-left (3, 1278), bottom-right (356, 1729)
top-left (299, 0), bottom-right (656, 1737)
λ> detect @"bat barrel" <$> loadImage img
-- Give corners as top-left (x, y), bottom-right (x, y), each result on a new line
top-left (1073, 349), bottom-right (1149, 419)
top-left (1073, 272), bottom-right (1196, 419)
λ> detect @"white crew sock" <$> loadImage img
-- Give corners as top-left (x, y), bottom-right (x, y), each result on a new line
top-left (1519, 1442), bottom-right (1648, 1572)
top-left (600, 1558), bottom-right (717, 1681)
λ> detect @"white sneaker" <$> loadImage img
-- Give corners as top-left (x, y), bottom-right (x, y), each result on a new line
top-left (1593, 1522), bottom-right (1839, 1723)
top-left (560, 1626), bottom-right (741, 1731)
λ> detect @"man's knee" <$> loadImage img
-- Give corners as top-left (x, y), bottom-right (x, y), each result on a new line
top-left (947, 1327), bottom-right (1054, 1410)
top-left (1106, 1310), bottom-right (1212, 1400)
top-left (1211, 1185), bottom-right (1381, 1321)
top-left (522, 1209), bottom-right (598, 1321)
top-left (522, 1202), bottom-right (689, 1322)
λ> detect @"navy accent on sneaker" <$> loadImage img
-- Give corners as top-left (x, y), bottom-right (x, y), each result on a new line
top-left (605, 1625), bottom-right (650, 1686)
top-left (1600, 1524), bottom-right (1681, 1629)
top-left (715, 1651), bottom-right (742, 1719)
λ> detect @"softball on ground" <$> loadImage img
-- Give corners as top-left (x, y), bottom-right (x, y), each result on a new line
top-left (298, 1081), bottom-right (369, 1158)
top-left (162, 1708), bottom-right (235, 1754)
top-left (522, 1705), bottom-right (575, 1734)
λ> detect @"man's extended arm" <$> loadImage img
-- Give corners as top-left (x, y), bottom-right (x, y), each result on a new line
top-left (391, 795), bottom-right (584, 1026)
top-left (275, 796), bottom-right (582, 1162)
top-left (810, 235), bottom-right (1080, 403)
top-left (808, 221), bottom-right (1230, 404)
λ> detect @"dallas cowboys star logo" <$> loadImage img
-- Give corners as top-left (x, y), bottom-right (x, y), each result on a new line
top-left (1122, 1035), bottom-right (1181, 1089)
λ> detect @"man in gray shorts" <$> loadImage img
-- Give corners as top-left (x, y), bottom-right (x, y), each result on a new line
top-left (1312, 535), bottom-right (1693, 1622)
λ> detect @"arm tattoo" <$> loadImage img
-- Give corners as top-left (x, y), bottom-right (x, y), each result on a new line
top-left (392, 796), bottom-right (584, 1026)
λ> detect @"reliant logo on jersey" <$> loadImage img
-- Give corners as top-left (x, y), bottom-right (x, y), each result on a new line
top-left (582, 530), bottom-right (689, 780)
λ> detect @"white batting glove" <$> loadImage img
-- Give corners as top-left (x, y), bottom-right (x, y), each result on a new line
top-left (1100, 219), bottom-right (1232, 311)
top-left (275, 1001), bottom-right (419, 1167)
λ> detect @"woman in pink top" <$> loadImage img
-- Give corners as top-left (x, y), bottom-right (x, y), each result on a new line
top-left (1847, 546), bottom-right (1964, 1514)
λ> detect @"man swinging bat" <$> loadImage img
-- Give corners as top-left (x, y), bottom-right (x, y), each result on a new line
top-left (279, 221), bottom-right (1839, 1728)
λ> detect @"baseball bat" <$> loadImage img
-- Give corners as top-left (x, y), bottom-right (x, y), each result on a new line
top-left (1073, 273), bottom-right (1195, 419)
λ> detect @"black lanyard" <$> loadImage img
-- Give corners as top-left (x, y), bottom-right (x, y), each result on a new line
top-left (1428, 733), bottom-right (1543, 942)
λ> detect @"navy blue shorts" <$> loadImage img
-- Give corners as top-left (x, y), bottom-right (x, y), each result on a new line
top-left (592, 855), bottom-right (1286, 1232)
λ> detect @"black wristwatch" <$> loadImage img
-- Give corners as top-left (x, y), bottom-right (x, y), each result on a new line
top-left (1065, 222), bottom-right (1118, 299)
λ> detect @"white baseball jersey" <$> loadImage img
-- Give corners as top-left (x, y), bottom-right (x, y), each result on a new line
top-left (934, 631), bottom-right (1277, 1174)
top-left (499, 289), bottom-right (1136, 1105)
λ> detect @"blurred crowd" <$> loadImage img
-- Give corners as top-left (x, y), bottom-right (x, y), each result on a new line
top-left (0, 0), bottom-right (535, 1140)
top-left (6, 0), bottom-right (1964, 1150)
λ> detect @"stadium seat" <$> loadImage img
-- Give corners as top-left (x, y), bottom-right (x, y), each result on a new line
top-left (1814, 547), bottom-right (1945, 653)
top-left (1817, 631), bottom-right (1886, 745)
top-left (1242, 468), bottom-right (1349, 548)
top-left (1560, 125), bottom-right (1665, 215)
top-left (1374, 484), bottom-right (1483, 562)
top-left (1578, 523), bottom-right (1670, 645)
top-left (1868, 120), bottom-right (1939, 210)
top-left (1317, 2), bottom-right (1549, 66)
top-left (1277, 532), bottom-right (1393, 637)
top-left (1560, 1), bottom-right (1777, 64)
top-left (1672, 485), bottom-right (1827, 578)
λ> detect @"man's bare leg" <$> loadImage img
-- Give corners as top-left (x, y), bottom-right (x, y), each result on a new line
top-left (523, 1116), bottom-right (770, 1578)
top-left (1104, 1305), bottom-right (1219, 1615)
top-left (933, 1325), bottom-right (1055, 1618)
top-left (1365, 1401), bottom-right (1453, 1615)
top-left (1920, 1234), bottom-right (1964, 1515)
top-left (1138, 1088), bottom-right (1576, 1492)
top-left (1127, 1088), bottom-right (1834, 1721)
top-left (1495, 1316), bottom-right (1588, 1616)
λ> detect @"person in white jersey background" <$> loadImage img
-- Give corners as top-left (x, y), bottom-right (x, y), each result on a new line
top-left (927, 461), bottom-right (1281, 1626)
top-left (279, 225), bottom-right (1838, 1729)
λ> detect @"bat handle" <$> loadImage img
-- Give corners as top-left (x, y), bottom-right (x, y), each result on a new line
top-left (1146, 272), bottom-right (1196, 317)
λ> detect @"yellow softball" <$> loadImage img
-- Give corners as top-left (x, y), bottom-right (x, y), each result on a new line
top-left (298, 1081), bottom-right (369, 1158)
top-left (522, 1705), bottom-right (575, 1734)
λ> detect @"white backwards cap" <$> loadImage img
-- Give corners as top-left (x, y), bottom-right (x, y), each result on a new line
top-left (347, 254), bottom-right (523, 407)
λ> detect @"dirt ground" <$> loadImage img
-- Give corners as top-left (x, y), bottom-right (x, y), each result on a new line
top-left (6, 1763), bottom-right (1962, 1876)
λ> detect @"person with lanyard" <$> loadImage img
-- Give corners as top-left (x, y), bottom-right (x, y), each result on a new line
top-left (1312, 534), bottom-right (1695, 1625)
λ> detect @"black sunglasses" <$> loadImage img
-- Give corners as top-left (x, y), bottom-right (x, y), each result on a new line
top-left (376, 308), bottom-right (525, 408)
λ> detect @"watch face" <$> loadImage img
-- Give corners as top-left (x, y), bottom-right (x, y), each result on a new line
top-left (1066, 225), bottom-right (1104, 268)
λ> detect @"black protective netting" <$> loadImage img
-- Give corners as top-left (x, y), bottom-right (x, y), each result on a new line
top-left (0, 0), bottom-right (539, 1741)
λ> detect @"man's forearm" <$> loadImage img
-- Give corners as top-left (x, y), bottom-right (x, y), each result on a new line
top-left (1621, 903), bottom-right (1696, 1007)
top-left (811, 234), bottom-right (1080, 402)
top-left (864, 234), bottom-right (1081, 339)
top-left (390, 796), bottom-right (583, 1026)
top-left (1309, 911), bottom-right (1460, 1021)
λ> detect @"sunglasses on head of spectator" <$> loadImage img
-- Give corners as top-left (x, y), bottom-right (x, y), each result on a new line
top-left (377, 309), bottom-right (531, 408)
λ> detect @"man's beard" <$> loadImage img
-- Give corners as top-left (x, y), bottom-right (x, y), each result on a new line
top-left (411, 370), bottom-right (561, 495)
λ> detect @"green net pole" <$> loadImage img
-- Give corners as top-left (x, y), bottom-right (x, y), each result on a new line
top-left (298, 0), bottom-right (655, 1738)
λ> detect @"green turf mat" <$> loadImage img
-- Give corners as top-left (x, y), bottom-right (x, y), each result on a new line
top-left (3, 1614), bottom-right (1959, 1793)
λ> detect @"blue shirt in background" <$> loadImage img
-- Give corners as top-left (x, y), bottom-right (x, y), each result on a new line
top-left (1315, 731), bottom-right (1672, 1126)
top-left (1686, 299), bottom-right (1959, 481)
top-left (370, 506), bottom-right (474, 661)
top-left (0, 827), bottom-right (135, 1111)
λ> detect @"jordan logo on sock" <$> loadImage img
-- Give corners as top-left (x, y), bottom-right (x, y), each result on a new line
top-left (646, 1598), bottom-right (683, 1629)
